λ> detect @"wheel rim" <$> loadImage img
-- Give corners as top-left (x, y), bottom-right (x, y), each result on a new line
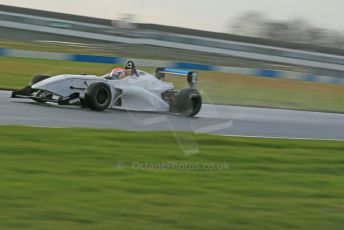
top-left (96, 88), bottom-right (109, 106)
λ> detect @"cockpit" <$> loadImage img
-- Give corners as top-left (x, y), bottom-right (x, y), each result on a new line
top-left (102, 61), bottom-right (139, 80)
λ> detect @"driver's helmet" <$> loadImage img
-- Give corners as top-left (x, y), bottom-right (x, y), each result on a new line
top-left (110, 67), bottom-right (125, 80)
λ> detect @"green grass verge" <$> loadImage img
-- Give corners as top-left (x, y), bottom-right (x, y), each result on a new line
top-left (1, 56), bottom-right (344, 113)
top-left (0, 126), bottom-right (344, 229)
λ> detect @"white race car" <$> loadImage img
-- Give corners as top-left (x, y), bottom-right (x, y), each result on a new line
top-left (11, 61), bottom-right (202, 117)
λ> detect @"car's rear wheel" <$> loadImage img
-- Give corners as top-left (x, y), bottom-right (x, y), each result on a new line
top-left (176, 88), bottom-right (202, 117)
top-left (84, 82), bottom-right (112, 111)
top-left (30, 75), bottom-right (50, 103)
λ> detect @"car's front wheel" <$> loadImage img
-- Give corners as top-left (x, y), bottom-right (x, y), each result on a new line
top-left (84, 82), bottom-right (112, 111)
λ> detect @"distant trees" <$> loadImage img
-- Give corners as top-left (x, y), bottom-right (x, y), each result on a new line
top-left (231, 12), bottom-right (267, 38)
top-left (229, 11), bottom-right (344, 49)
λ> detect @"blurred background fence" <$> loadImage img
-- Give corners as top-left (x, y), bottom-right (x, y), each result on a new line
top-left (1, 47), bottom-right (343, 84)
top-left (1, 4), bottom-right (344, 83)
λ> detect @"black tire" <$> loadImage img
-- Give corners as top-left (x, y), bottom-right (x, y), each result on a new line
top-left (30, 75), bottom-right (50, 86)
top-left (30, 75), bottom-right (50, 103)
top-left (84, 82), bottom-right (112, 111)
top-left (176, 88), bottom-right (202, 117)
top-left (79, 98), bottom-right (88, 108)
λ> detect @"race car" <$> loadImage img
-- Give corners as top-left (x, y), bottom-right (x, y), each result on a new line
top-left (11, 61), bottom-right (202, 117)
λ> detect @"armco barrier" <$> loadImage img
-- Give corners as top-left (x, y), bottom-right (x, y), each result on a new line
top-left (71, 55), bottom-right (121, 64)
top-left (0, 48), bottom-right (5, 56)
top-left (0, 48), bottom-right (343, 85)
top-left (255, 69), bottom-right (282, 78)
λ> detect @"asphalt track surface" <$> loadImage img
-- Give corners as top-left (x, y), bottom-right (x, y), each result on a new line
top-left (1, 90), bottom-right (344, 140)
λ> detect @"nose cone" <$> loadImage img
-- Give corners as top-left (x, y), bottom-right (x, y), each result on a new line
top-left (30, 74), bottom-right (104, 97)
top-left (31, 74), bottom-right (77, 90)
top-left (31, 78), bottom-right (50, 90)
top-left (31, 75), bottom-right (74, 97)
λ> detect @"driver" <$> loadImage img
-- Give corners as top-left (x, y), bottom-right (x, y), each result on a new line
top-left (106, 61), bottom-right (138, 80)
top-left (109, 67), bottom-right (126, 80)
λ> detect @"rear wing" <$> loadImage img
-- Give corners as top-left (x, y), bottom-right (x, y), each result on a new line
top-left (155, 68), bottom-right (198, 88)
